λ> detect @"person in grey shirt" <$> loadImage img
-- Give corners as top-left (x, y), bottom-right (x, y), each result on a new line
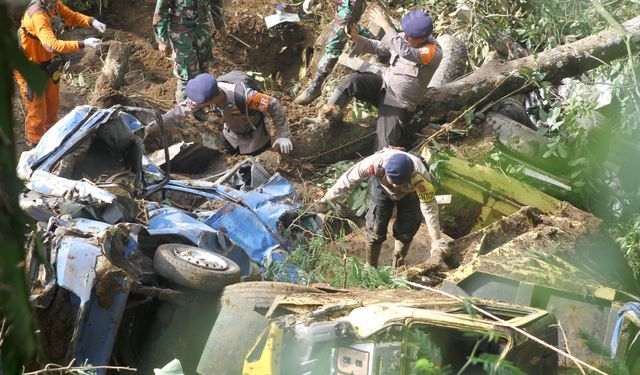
top-left (147, 73), bottom-right (292, 155)
top-left (320, 148), bottom-right (448, 267)
top-left (322, 8), bottom-right (442, 150)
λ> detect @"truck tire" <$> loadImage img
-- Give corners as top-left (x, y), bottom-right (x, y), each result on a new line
top-left (153, 243), bottom-right (240, 292)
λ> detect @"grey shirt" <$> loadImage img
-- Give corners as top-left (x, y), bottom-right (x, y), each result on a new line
top-left (213, 82), bottom-right (289, 154)
top-left (145, 83), bottom-right (290, 155)
top-left (323, 148), bottom-right (442, 242)
top-left (145, 100), bottom-right (193, 136)
top-left (352, 30), bottom-right (442, 112)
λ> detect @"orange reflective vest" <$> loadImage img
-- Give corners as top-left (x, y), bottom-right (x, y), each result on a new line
top-left (18, 0), bottom-right (92, 65)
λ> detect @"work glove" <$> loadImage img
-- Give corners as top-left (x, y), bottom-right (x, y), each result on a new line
top-left (429, 239), bottom-right (449, 264)
top-left (158, 42), bottom-right (171, 56)
top-left (431, 239), bottom-right (448, 253)
top-left (84, 38), bottom-right (103, 49)
top-left (302, 0), bottom-right (314, 14)
top-left (92, 19), bottom-right (107, 33)
top-left (310, 197), bottom-right (331, 214)
top-left (273, 137), bottom-right (293, 154)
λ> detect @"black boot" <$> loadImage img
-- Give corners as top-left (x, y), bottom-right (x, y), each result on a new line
top-left (319, 86), bottom-right (352, 123)
top-left (391, 240), bottom-right (412, 268)
top-left (295, 71), bottom-right (328, 105)
top-left (365, 243), bottom-right (382, 268)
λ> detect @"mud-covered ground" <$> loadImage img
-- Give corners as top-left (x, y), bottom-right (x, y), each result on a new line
top-left (12, 0), bottom-right (328, 150)
top-left (10, 0), bottom-right (448, 265)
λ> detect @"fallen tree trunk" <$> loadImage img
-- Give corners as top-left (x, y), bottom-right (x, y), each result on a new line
top-left (292, 16), bottom-right (640, 164)
top-left (428, 34), bottom-right (468, 88)
top-left (90, 41), bottom-right (131, 108)
top-left (418, 15), bottom-right (640, 122)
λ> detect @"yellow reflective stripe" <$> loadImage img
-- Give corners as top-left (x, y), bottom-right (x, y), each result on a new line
top-left (411, 174), bottom-right (435, 203)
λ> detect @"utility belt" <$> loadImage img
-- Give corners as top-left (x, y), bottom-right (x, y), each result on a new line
top-left (40, 55), bottom-right (68, 84)
top-left (20, 26), bottom-right (68, 83)
top-left (229, 115), bottom-right (265, 137)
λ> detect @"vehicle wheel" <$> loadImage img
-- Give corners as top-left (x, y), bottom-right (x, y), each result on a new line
top-left (221, 281), bottom-right (324, 310)
top-left (153, 244), bottom-right (241, 292)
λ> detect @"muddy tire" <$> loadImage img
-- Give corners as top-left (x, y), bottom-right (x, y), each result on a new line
top-left (153, 244), bottom-right (241, 292)
top-left (221, 281), bottom-right (324, 309)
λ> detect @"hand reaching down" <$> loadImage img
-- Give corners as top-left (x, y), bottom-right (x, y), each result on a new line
top-left (273, 137), bottom-right (293, 154)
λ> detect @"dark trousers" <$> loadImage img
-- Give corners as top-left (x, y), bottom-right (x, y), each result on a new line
top-left (330, 72), bottom-right (412, 150)
top-left (365, 178), bottom-right (421, 245)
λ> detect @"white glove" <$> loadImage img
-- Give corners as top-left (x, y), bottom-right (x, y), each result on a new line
top-left (158, 42), bottom-right (171, 56)
top-left (84, 37), bottom-right (103, 49)
top-left (431, 239), bottom-right (448, 252)
top-left (302, 0), bottom-right (315, 14)
top-left (319, 197), bottom-right (328, 204)
top-left (273, 137), bottom-right (293, 154)
top-left (92, 19), bottom-right (107, 33)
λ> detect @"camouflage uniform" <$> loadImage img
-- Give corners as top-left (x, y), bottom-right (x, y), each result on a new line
top-left (317, 0), bottom-right (372, 76)
top-left (294, 0), bottom-right (371, 105)
top-left (153, 0), bottom-right (224, 102)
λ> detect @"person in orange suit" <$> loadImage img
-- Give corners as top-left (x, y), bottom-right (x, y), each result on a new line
top-left (15, 0), bottom-right (107, 146)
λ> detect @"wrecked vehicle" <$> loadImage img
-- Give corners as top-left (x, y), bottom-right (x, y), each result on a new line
top-left (197, 286), bottom-right (558, 374)
top-left (405, 148), bottom-right (640, 372)
top-left (18, 105), bottom-right (318, 371)
top-left (193, 206), bottom-right (640, 374)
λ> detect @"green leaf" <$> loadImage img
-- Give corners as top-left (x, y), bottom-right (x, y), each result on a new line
top-left (464, 107), bottom-right (476, 125)
top-left (3, 34), bottom-right (47, 94)
top-left (431, 138), bottom-right (441, 151)
top-left (538, 107), bottom-right (549, 121)
top-left (567, 157), bottom-right (586, 167)
top-left (570, 169), bottom-right (583, 179)
top-left (557, 142), bottom-right (568, 158)
top-left (517, 66), bottom-right (534, 78)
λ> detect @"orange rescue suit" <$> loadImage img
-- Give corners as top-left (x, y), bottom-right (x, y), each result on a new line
top-left (15, 0), bottom-right (93, 144)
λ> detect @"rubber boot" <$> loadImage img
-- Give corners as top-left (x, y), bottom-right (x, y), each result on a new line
top-left (327, 86), bottom-right (351, 108)
top-left (429, 241), bottom-right (449, 267)
top-left (319, 88), bottom-right (350, 123)
top-left (365, 243), bottom-right (382, 268)
top-left (391, 239), bottom-right (412, 268)
top-left (320, 103), bottom-right (344, 123)
top-left (294, 71), bottom-right (328, 105)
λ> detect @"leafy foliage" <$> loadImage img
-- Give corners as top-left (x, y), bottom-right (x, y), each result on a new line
top-left (0, 3), bottom-right (42, 374)
top-left (578, 330), bottom-right (632, 375)
top-left (467, 353), bottom-right (526, 375)
top-left (313, 160), bottom-right (370, 216)
top-left (408, 329), bottom-right (451, 375)
top-left (265, 234), bottom-right (409, 289)
top-left (61, 0), bottom-right (108, 12)
top-left (616, 215), bottom-right (640, 279)
top-left (394, 0), bottom-right (639, 68)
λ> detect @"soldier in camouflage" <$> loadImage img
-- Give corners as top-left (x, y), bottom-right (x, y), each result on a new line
top-left (295, 0), bottom-right (372, 105)
top-left (153, 0), bottom-right (224, 104)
